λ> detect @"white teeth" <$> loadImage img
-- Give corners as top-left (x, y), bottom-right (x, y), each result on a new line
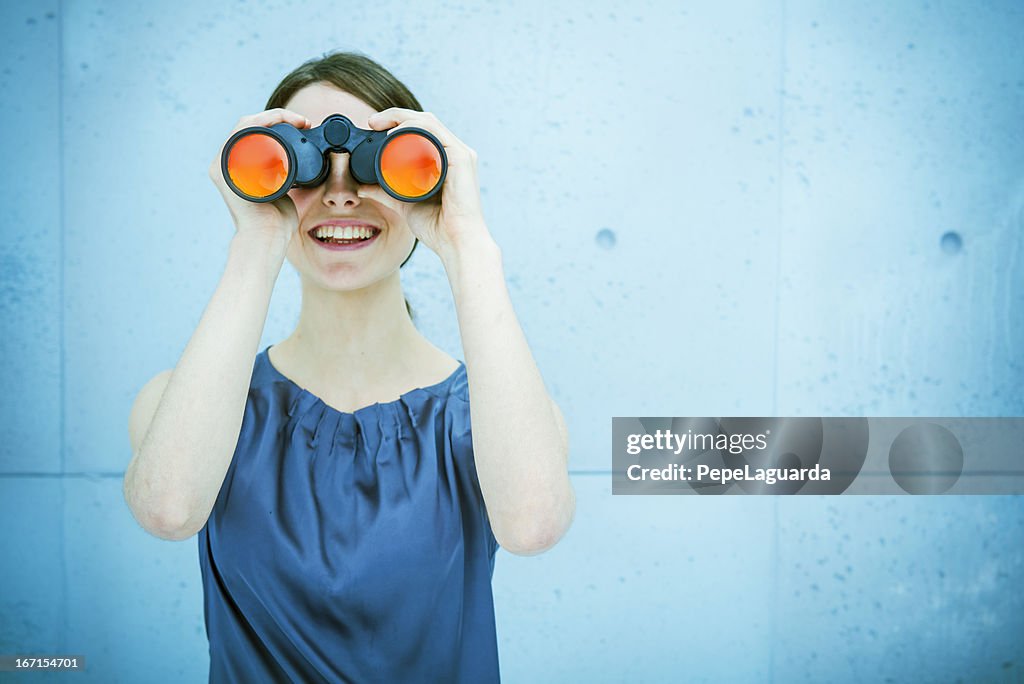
top-left (313, 225), bottom-right (377, 240)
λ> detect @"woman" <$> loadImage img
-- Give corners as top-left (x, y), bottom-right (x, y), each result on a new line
top-left (123, 51), bottom-right (575, 682)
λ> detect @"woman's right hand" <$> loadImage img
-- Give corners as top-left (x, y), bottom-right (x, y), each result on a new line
top-left (208, 108), bottom-right (312, 245)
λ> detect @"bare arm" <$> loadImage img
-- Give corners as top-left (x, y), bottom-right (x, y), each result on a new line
top-left (123, 108), bottom-right (310, 541)
top-left (441, 231), bottom-right (576, 556)
top-left (361, 106), bottom-right (574, 556)
top-left (123, 231), bottom-right (287, 540)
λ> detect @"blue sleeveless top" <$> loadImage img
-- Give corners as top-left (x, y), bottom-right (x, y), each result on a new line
top-left (197, 345), bottom-right (501, 683)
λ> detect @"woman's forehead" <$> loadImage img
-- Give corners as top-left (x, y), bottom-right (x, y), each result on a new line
top-left (286, 83), bottom-right (376, 128)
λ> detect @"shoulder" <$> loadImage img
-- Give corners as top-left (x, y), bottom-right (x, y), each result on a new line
top-left (416, 347), bottom-right (467, 403)
top-left (446, 359), bottom-right (469, 403)
top-left (441, 361), bottom-right (473, 445)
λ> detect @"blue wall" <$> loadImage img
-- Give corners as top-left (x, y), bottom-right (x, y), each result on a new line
top-left (1, 0), bottom-right (1021, 681)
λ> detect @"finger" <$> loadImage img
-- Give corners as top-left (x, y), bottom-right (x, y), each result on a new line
top-left (356, 183), bottom-right (401, 210)
top-left (257, 108), bottom-right (311, 128)
top-left (235, 108), bottom-right (311, 134)
top-left (366, 107), bottom-right (425, 130)
top-left (366, 108), bottom-right (463, 149)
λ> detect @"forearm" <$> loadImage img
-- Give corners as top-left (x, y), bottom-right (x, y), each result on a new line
top-left (125, 231), bottom-right (286, 538)
top-left (441, 230), bottom-right (574, 554)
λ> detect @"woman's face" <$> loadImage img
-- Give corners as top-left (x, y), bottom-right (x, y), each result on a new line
top-left (282, 82), bottom-right (416, 290)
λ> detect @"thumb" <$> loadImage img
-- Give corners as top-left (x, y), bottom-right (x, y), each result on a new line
top-left (357, 184), bottom-right (398, 208)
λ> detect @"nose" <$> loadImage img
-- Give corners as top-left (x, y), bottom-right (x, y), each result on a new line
top-left (320, 152), bottom-right (362, 208)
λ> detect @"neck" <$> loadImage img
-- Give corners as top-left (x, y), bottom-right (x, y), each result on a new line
top-left (281, 271), bottom-right (425, 384)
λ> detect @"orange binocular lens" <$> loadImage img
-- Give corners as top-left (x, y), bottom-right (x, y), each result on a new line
top-left (379, 132), bottom-right (445, 199)
top-left (224, 132), bottom-right (293, 200)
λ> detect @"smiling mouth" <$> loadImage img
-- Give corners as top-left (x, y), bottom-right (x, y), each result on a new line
top-left (308, 225), bottom-right (381, 245)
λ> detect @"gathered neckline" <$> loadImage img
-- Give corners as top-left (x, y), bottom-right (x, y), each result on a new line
top-left (261, 344), bottom-right (464, 417)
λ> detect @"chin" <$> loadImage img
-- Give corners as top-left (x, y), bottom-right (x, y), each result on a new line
top-left (310, 265), bottom-right (396, 291)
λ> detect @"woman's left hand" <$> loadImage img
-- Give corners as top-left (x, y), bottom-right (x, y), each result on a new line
top-left (363, 108), bottom-right (491, 260)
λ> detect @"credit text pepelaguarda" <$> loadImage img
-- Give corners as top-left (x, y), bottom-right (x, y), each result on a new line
top-left (626, 463), bottom-right (831, 484)
top-left (623, 429), bottom-right (832, 484)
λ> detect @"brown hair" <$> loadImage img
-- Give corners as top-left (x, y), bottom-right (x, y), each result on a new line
top-left (265, 50), bottom-right (421, 321)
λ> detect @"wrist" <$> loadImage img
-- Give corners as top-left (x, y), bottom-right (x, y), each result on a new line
top-left (441, 231), bottom-right (504, 299)
top-left (227, 230), bottom-right (289, 284)
top-left (438, 224), bottom-right (501, 271)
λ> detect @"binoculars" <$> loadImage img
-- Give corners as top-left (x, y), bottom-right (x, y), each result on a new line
top-left (221, 113), bottom-right (447, 204)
